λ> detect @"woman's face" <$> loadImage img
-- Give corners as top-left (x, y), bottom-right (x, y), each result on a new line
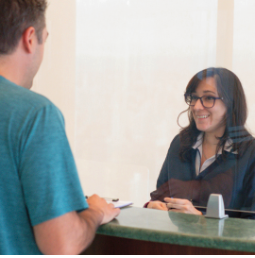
top-left (190, 77), bottom-right (227, 136)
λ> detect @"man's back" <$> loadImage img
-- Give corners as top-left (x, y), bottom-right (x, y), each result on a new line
top-left (0, 0), bottom-right (119, 254)
top-left (0, 76), bottom-right (87, 254)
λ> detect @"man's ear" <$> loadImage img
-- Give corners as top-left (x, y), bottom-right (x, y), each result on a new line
top-left (22, 27), bottom-right (37, 54)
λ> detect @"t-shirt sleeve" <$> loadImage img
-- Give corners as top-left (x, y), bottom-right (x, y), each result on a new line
top-left (19, 103), bottom-right (88, 226)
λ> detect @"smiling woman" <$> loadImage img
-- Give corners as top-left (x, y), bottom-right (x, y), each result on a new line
top-left (147, 67), bottom-right (255, 219)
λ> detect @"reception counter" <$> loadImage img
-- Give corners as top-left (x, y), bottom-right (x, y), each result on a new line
top-left (83, 206), bottom-right (255, 255)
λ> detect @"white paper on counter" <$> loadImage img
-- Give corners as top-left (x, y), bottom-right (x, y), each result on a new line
top-left (105, 198), bottom-right (133, 208)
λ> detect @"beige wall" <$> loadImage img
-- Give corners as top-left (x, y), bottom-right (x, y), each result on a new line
top-left (33, 0), bottom-right (76, 151)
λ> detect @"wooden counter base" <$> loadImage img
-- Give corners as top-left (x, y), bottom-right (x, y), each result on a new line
top-left (82, 234), bottom-right (253, 255)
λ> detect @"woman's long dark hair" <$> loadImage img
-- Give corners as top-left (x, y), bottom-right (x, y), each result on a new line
top-left (179, 67), bottom-right (253, 162)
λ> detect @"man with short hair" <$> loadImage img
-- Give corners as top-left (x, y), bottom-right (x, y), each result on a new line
top-left (0, 0), bottom-right (120, 254)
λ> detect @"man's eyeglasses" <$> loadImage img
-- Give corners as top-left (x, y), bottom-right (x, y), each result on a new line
top-left (184, 94), bottom-right (223, 108)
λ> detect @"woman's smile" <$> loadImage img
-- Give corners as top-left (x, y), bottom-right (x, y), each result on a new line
top-left (196, 114), bottom-right (210, 119)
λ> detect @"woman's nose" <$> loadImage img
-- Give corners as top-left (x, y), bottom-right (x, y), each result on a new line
top-left (193, 98), bottom-right (204, 110)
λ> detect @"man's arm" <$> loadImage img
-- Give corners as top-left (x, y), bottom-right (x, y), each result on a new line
top-left (33, 194), bottom-right (120, 255)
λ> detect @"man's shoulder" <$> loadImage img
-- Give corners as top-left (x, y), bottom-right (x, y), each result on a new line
top-left (0, 77), bottom-right (57, 113)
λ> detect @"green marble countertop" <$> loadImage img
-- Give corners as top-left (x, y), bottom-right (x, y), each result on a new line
top-left (97, 206), bottom-right (255, 252)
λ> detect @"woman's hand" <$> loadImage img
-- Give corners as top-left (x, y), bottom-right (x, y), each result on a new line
top-left (147, 201), bottom-right (168, 211)
top-left (164, 197), bottom-right (202, 215)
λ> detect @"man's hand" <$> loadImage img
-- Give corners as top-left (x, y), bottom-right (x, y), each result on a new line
top-left (164, 197), bottom-right (202, 215)
top-left (33, 194), bottom-right (120, 255)
top-left (147, 200), bottom-right (168, 211)
top-left (85, 194), bottom-right (120, 225)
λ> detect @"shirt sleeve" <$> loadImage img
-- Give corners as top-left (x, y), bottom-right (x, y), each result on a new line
top-left (19, 103), bottom-right (88, 226)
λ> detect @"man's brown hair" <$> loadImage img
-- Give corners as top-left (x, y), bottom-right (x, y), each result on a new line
top-left (0, 0), bottom-right (47, 55)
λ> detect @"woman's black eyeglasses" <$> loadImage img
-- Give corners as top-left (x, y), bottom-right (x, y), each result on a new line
top-left (184, 94), bottom-right (223, 108)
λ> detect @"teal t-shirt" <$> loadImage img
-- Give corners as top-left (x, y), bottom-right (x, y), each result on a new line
top-left (0, 76), bottom-right (88, 254)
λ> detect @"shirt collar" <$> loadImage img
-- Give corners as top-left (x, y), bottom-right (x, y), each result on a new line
top-left (192, 133), bottom-right (238, 154)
